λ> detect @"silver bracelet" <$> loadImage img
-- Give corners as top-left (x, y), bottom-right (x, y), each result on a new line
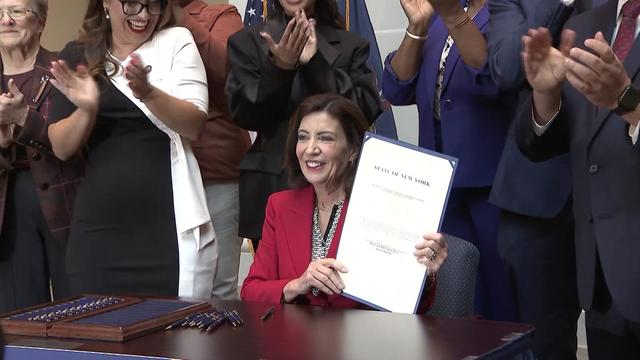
top-left (405, 28), bottom-right (427, 41)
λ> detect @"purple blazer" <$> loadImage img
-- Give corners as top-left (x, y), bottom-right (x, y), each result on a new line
top-left (382, 3), bottom-right (515, 188)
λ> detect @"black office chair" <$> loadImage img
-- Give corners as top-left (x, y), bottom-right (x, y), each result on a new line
top-left (426, 234), bottom-right (479, 318)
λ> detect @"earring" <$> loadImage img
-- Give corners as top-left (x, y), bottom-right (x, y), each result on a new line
top-left (104, 8), bottom-right (110, 19)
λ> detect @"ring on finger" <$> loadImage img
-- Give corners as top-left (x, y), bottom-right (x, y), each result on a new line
top-left (429, 248), bottom-right (438, 262)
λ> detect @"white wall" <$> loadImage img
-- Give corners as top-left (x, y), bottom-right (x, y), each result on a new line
top-left (228, 0), bottom-right (420, 145)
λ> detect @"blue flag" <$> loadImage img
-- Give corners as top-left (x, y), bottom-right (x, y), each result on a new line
top-left (243, 0), bottom-right (397, 139)
top-left (337, 0), bottom-right (397, 139)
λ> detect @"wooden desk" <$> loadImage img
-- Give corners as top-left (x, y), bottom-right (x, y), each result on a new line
top-left (3, 299), bottom-right (533, 360)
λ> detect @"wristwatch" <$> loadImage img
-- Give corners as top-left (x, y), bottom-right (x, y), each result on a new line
top-left (615, 85), bottom-right (640, 116)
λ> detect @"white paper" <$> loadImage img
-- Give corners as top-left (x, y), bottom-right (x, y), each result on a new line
top-left (336, 134), bottom-right (457, 313)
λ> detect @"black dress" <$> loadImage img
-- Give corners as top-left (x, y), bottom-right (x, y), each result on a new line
top-left (50, 42), bottom-right (178, 296)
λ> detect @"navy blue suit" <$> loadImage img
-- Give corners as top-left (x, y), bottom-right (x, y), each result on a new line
top-left (0, 327), bottom-right (4, 360)
top-left (517, 1), bottom-right (640, 356)
top-left (487, 0), bottom-right (591, 358)
top-left (489, 0), bottom-right (575, 217)
top-left (383, 3), bottom-right (517, 320)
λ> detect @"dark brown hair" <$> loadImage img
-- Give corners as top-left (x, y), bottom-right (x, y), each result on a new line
top-left (78, 0), bottom-right (175, 77)
top-left (269, 0), bottom-right (345, 30)
top-left (285, 94), bottom-right (368, 196)
top-left (29, 0), bottom-right (48, 23)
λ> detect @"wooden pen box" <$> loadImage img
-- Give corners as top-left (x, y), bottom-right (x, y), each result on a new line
top-left (0, 295), bottom-right (211, 342)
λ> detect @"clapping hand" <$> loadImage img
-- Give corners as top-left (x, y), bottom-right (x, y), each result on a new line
top-left (427, 0), bottom-right (460, 9)
top-left (50, 60), bottom-right (99, 112)
top-left (261, 9), bottom-right (311, 69)
top-left (522, 27), bottom-right (575, 94)
top-left (0, 79), bottom-right (29, 126)
top-left (125, 53), bottom-right (155, 102)
top-left (427, 0), bottom-right (464, 19)
top-left (298, 11), bottom-right (317, 65)
top-left (400, 0), bottom-right (434, 35)
top-left (565, 31), bottom-right (630, 109)
top-left (414, 232), bottom-right (448, 275)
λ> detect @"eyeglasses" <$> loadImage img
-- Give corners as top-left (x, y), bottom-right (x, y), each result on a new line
top-left (0, 8), bottom-right (33, 21)
top-left (119, 1), bottom-right (163, 16)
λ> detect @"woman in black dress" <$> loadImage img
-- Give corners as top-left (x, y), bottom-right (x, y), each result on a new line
top-left (46, 0), bottom-right (209, 296)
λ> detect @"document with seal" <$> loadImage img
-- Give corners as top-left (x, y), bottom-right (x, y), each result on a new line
top-left (336, 133), bottom-right (457, 313)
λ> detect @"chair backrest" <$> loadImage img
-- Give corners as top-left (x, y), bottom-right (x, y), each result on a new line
top-left (426, 234), bottom-right (479, 317)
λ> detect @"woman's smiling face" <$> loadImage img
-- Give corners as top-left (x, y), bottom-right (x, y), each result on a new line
top-left (0, 0), bottom-right (44, 52)
top-left (104, 0), bottom-right (162, 51)
top-left (296, 111), bottom-right (354, 191)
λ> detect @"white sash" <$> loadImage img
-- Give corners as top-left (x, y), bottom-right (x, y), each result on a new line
top-left (108, 61), bottom-right (215, 252)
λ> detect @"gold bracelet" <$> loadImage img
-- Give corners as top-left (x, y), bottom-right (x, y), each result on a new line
top-left (405, 28), bottom-right (427, 41)
top-left (451, 14), bottom-right (471, 30)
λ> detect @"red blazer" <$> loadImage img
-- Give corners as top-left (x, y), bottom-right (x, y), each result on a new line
top-left (241, 185), bottom-right (436, 312)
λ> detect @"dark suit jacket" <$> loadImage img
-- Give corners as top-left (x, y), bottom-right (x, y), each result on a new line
top-left (516, 0), bottom-right (640, 322)
top-left (226, 15), bottom-right (382, 238)
top-left (0, 48), bottom-right (84, 243)
top-left (0, 325), bottom-right (4, 360)
top-left (487, 0), bottom-right (579, 218)
top-left (241, 185), bottom-right (436, 312)
top-left (382, 3), bottom-right (512, 188)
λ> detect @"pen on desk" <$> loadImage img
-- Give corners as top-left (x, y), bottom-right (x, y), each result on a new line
top-left (166, 315), bottom-right (191, 330)
top-left (198, 314), bottom-right (213, 327)
top-left (205, 316), bottom-right (226, 332)
top-left (230, 310), bottom-right (243, 325)
top-left (202, 314), bottom-right (220, 330)
top-left (189, 313), bottom-right (208, 327)
top-left (260, 307), bottom-right (275, 321)
top-left (198, 314), bottom-right (216, 329)
top-left (224, 310), bottom-right (239, 327)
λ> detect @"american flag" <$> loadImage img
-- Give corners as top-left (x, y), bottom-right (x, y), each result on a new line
top-left (243, 0), bottom-right (276, 27)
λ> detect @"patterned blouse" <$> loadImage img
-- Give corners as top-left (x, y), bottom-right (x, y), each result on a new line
top-left (311, 200), bottom-right (345, 297)
top-left (311, 200), bottom-right (345, 261)
top-left (433, 0), bottom-right (471, 121)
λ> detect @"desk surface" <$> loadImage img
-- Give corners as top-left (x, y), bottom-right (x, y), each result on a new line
top-left (4, 299), bottom-right (533, 360)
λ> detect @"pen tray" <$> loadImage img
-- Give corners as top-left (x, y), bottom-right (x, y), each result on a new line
top-left (0, 295), bottom-right (211, 342)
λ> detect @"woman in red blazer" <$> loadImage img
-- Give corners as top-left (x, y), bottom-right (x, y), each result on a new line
top-left (241, 94), bottom-right (448, 311)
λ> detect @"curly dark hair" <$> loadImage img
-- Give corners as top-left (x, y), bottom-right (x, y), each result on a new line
top-left (78, 0), bottom-right (175, 77)
top-left (285, 94), bottom-right (368, 196)
top-left (269, 0), bottom-right (345, 29)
